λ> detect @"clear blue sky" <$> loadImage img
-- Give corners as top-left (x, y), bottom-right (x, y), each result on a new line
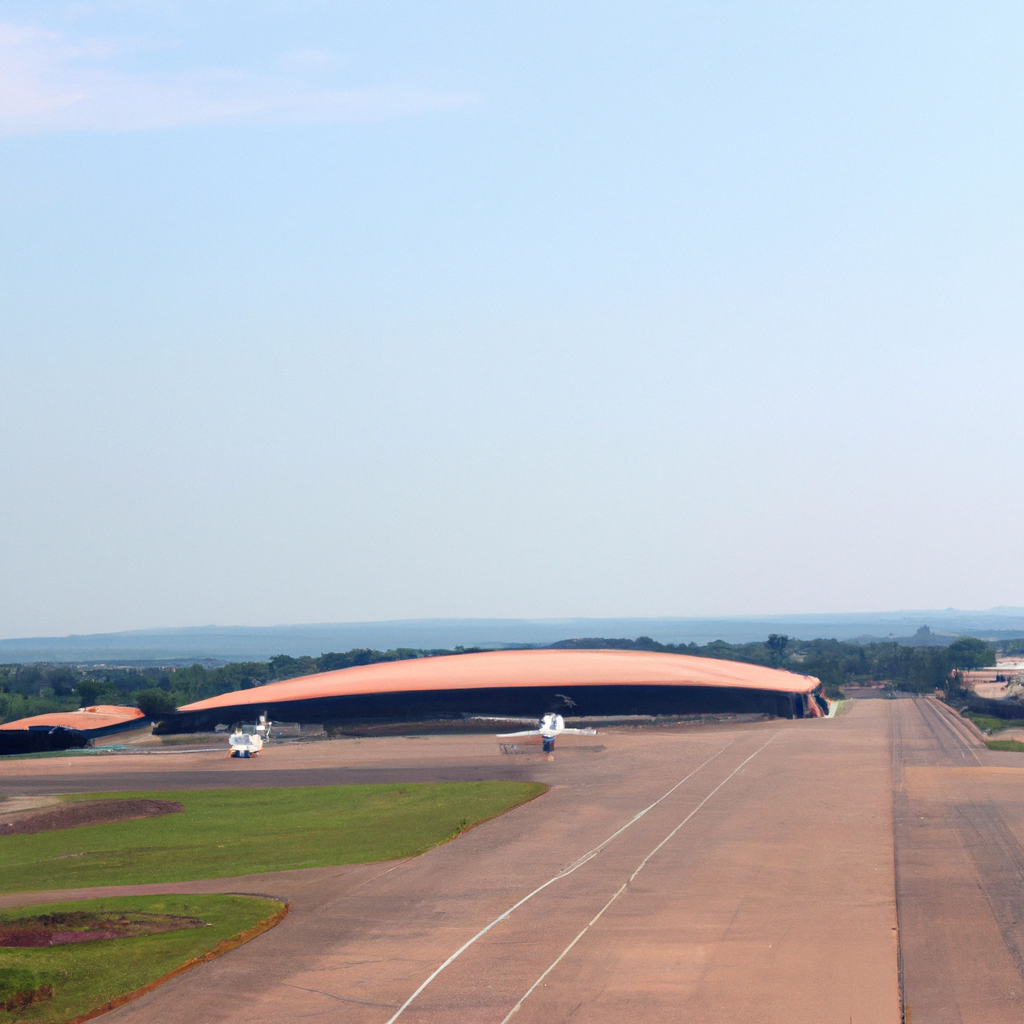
top-left (2, 2), bottom-right (1022, 637)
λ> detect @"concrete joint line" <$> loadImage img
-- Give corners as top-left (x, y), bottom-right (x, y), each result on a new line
top-left (925, 698), bottom-right (982, 766)
top-left (500, 731), bottom-right (780, 1023)
top-left (384, 738), bottom-right (740, 1024)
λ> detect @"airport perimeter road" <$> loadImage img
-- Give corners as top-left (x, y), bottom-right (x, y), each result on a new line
top-left (34, 708), bottom-right (899, 1024)
top-left (891, 696), bottom-right (1024, 1024)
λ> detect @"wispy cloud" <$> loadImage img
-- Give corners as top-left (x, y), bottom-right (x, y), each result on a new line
top-left (0, 22), bottom-right (470, 134)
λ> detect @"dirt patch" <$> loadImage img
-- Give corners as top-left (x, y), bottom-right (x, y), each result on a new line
top-left (0, 799), bottom-right (184, 835)
top-left (0, 911), bottom-right (206, 948)
top-left (1, 982), bottom-right (53, 1012)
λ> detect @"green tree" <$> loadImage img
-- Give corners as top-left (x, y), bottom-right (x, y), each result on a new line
top-left (808, 654), bottom-right (846, 700)
top-left (947, 637), bottom-right (994, 670)
top-left (76, 679), bottom-right (121, 707)
top-left (268, 654), bottom-right (316, 680)
top-left (765, 634), bottom-right (789, 667)
top-left (134, 689), bottom-right (178, 719)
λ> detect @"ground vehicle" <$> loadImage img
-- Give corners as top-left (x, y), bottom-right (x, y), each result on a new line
top-left (228, 715), bottom-right (271, 757)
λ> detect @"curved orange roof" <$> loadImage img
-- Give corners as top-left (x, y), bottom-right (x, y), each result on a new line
top-left (179, 649), bottom-right (819, 713)
top-left (0, 705), bottom-right (145, 733)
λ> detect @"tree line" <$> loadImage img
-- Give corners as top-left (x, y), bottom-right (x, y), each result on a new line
top-left (548, 633), bottom-right (996, 698)
top-left (0, 647), bottom-right (486, 723)
top-left (0, 633), bottom-right (1002, 724)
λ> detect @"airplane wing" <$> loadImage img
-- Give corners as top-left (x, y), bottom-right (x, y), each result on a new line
top-left (496, 729), bottom-right (543, 738)
top-left (472, 716), bottom-right (539, 725)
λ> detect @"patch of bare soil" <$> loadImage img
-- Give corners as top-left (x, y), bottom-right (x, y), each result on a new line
top-left (0, 911), bottom-right (205, 947)
top-left (0, 799), bottom-right (184, 835)
top-left (1, 983), bottom-right (53, 1012)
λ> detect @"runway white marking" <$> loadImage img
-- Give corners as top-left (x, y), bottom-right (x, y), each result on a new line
top-left (499, 730), bottom-right (780, 1023)
top-left (384, 738), bottom-right (737, 1024)
top-left (924, 699), bottom-right (982, 766)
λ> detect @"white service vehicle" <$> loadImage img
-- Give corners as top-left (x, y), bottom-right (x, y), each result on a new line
top-left (228, 715), bottom-right (272, 758)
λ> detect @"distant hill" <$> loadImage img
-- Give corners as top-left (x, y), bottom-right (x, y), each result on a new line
top-left (3, 609), bottom-right (1024, 664)
top-left (848, 625), bottom-right (955, 647)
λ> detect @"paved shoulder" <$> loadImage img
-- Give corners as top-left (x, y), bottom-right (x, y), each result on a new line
top-left (893, 697), bottom-right (1024, 1023)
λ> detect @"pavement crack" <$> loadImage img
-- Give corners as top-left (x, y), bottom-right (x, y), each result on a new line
top-left (281, 983), bottom-right (398, 1008)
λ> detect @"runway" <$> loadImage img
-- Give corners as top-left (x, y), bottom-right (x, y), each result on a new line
top-left (891, 696), bottom-right (1024, 1023)
top-left (1, 707), bottom-right (900, 1022)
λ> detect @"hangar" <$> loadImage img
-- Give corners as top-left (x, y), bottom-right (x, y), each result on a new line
top-left (0, 705), bottom-right (147, 755)
top-left (169, 649), bottom-right (824, 731)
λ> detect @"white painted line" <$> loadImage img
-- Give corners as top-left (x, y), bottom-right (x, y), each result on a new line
top-left (926, 699), bottom-right (982, 766)
top-left (499, 730), bottom-right (780, 1023)
top-left (384, 739), bottom-right (737, 1024)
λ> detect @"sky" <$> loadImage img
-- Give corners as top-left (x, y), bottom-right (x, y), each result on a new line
top-left (2, 2), bottom-right (1023, 638)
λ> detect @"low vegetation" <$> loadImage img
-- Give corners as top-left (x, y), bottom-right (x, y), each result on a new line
top-left (549, 633), bottom-right (998, 699)
top-left (0, 782), bottom-right (546, 893)
top-left (964, 713), bottom-right (1013, 734)
top-left (985, 739), bottom-right (1024, 753)
top-left (0, 647), bottom-right (490, 724)
top-left (0, 894), bottom-right (282, 1024)
top-left (0, 631), bottom-right (1010, 724)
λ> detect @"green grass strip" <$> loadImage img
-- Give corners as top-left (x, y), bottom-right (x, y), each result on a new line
top-left (0, 781), bottom-right (546, 893)
top-left (0, 894), bottom-right (282, 1024)
top-left (985, 738), bottom-right (1024, 752)
top-left (963, 712), bottom-right (1018, 734)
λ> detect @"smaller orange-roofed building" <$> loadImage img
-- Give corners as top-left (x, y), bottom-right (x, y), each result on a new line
top-left (0, 705), bottom-right (148, 755)
top-left (0, 704), bottom-right (149, 753)
top-left (0, 705), bottom-right (146, 736)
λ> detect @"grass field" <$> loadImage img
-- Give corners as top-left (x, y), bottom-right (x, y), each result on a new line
top-left (0, 781), bottom-right (546, 893)
top-left (964, 712), bottom-right (1015, 734)
top-left (0, 894), bottom-right (282, 1024)
top-left (985, 738), bottom-right (1024, 752)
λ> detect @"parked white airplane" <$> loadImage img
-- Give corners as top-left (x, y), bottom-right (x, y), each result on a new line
top-left (496, 712), bottom-right (597, 753)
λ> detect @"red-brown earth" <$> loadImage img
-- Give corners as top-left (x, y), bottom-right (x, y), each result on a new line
top-left (0, 799), bottom-right (183, 835)
top-left (0, 910), bottom-right (206, 947)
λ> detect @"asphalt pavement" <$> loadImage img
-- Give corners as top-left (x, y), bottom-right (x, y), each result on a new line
top-left (2, 711), bottom-right (900, 1023)
top-left (10, 698), bottom-right (1024, 1022)
top-left (892, 696), bottom-right (1024, 1023)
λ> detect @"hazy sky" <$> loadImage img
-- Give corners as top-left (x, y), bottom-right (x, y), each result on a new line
top-left (2, 2), bottom-right (1023, 638)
